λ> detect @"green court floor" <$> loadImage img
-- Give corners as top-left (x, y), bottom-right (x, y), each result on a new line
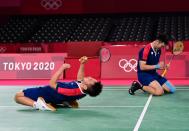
top-left (0, 86), bottom-right (189, 131)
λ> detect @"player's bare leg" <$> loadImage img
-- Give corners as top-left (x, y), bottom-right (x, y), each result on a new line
top-left (14, 91), bottom-right (34, 107)
top-left (15, 92), bottom-right (56, 111)
top-left (143, 80), bottom-right (164, 96)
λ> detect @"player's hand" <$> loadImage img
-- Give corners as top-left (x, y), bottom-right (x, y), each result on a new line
top-left (158, 61), bottom-right (165, 69)
top-left (79, 56), bottom-right (88, 64)
top-left (165, 63), bottom-right (170, 70)
top-left (62, 63), bottom-right (71, 69)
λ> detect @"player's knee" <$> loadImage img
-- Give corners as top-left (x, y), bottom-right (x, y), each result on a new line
top-left (154, 89), bottom-right (164, 96)
top-left (14, 93), bottom-right (19, 103)
top-left (154, 92), bottom-right (164, 96)
top-left (14, 92), bottom-right (24, 103)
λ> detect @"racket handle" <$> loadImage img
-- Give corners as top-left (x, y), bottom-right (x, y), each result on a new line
top-left (161, 69), bottom-right (167, 77)
top-left (161, 53), bottom-right (175, 77)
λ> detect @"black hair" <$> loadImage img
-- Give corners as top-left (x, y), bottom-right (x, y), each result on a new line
top-left (86, 82), bottom-right (103, 97)
top-left (156, 33), bottom-right (169, 45)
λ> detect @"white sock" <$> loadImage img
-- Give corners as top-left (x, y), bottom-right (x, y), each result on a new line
top-left (33, 102), bottom-right (39, 109)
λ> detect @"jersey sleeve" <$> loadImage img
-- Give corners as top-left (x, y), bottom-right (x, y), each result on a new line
top-left (141, 44), bottom-right (151, 61)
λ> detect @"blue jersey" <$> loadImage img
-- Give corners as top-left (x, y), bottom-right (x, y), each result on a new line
top-left (23, 81), bottom-right (86, 104)
top-left (56, 81), bottom-right (86, 100)
top-left (137, 43), bottom-right (161, 74)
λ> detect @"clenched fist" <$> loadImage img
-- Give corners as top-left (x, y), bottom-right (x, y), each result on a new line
top-left (79, 56), bottom-right (88, 64)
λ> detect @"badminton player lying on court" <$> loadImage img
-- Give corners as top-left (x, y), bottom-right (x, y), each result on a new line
top-left (128, 34), bottom-right (175, 96)
top-left (14, 56), bottom-right (103, 111)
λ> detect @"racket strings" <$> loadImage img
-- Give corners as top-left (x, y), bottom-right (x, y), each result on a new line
top-left (162, 41), bottom-right (184, 77)
top-left (173, 41), bottom-right (184, 54)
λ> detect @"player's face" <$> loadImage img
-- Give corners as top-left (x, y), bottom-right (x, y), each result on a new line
top-left (157, 41), bottom-right (165, 49)
top-left (83, 77), bottom-right (97, 88)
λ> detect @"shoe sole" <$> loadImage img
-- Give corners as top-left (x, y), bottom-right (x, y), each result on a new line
top-left (128, 89), bottom-right (135, 95)
top-left (61, 100), bottom-right (79, 108)
top-left (38, 97), bottom-right (56, 111)
top-left (69, 100), bottom-right (79, 108)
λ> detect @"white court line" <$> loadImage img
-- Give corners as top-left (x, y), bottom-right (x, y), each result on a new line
top-left (80, 106), bottom-right (143, 108)
top-left (0, 105), bottom-right (27, 107)
top-left (102, 88), bottom-right (189, 91)
top-left (0, 105), bottom-right (143, 108)
top-left (104, 88), bottom-right (189, 91)
top-left (133, 94), bottom-right (152, 131)
top-left (174, 88), bottom-right (189, 90)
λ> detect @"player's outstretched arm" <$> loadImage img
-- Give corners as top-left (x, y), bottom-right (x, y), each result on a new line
top-left (50, 63), bottom-right (70, 89)
top-left (77, 56), bottom-right (88, 81)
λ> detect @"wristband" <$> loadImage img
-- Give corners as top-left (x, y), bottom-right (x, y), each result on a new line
top-left (155, 64), bottom-right (160, 69)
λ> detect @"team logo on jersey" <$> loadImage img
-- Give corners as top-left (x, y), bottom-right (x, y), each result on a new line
top-left (41, 0), bottom-right (63, 10)
top-left (119, 59), bottom-right (137, 72)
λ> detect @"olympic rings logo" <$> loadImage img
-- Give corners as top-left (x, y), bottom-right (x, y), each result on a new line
top-left (0, 47), bottom-right (7, 53)
top-left (119, 59), bottom-right (137, 72)
top-left (41, 0), bottom-right (63, 10)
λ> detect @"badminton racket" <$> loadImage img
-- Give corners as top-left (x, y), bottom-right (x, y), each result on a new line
top-left (162, 41), bottom-right (184, 76)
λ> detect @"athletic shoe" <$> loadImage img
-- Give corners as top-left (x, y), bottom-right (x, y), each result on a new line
top-left (37, 97), bottom-right (56, 111)
top-left (62, 101), bottom-right (72, 108)
top-left (62, 100), bottom-right (79, 108)
top-left (128, 81), bottom-right (142, 95)
top-left (69, 100), bottom-right (79, 108)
